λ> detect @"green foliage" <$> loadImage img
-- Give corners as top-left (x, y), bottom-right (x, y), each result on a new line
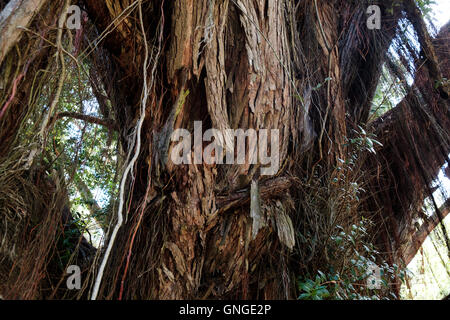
top-left (297, 274), bottom-right (330, 300)
top-left (298, 220), bottom-right (406, 300)
top-left (43, 57), bottom-right (119, 245)
top-left (434, 77), bottom-right (448, 89)
top-left (49, 62), bottom-right (118, 203)
top-left (350, 126), bottom-right (383, 155)
top-left (312, 77), bottom-right (332, 91)
top-left (386, 0), bottom-right (403, 16)
top-left (56, 212), bottom-right (89, 270)
top-left (415, 0), bottom-right (436, 18)
top-left (370, 64), bottom-right (407, 120)
top-left (385, 0), bottom-right (435, 17)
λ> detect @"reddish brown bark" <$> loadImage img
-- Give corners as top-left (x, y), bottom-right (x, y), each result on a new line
top-left (81, 0), bottom-right (450, 299)
top-left (0, 0), bottom-right (448, 300)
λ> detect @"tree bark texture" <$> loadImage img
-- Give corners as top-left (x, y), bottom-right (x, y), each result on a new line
top-left (0, 0), bottom-right (448, 299)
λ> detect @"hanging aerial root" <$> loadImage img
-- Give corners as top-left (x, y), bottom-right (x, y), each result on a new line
top-left (90, 0), bottom-right (164, 300)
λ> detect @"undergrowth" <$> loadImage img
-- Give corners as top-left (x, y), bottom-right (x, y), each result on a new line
top-left (295, 128), bottom-right (407, 300)
top-left (297, 219), bottom-right (406, 300)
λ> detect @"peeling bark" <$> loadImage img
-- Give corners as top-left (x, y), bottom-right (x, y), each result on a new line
top-left (0, 0), bottom-right (48, 65)
top-left (0, 0), bottom-right (449, 300)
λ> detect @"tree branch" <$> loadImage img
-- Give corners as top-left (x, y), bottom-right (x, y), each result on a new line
top-left (216, 177), bottom-right (293, 214)
top-left (402, 198), bottom-right (450, 266)
top-left (55, 112), bottom-right (118, 131)
top-left (368, 22), bottom-right (450, 265)
top-left (0, 0), bottom-right (48, 66)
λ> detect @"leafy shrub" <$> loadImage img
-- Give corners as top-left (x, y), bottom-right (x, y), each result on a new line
top-left (298, 219), bottom-right (406, 300)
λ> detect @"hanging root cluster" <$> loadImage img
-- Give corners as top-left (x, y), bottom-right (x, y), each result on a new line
top-left (0, 0), bottom-right (96, 299)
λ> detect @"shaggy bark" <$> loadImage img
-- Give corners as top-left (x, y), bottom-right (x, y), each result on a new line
top-left (0, 0), bottom-right (48, 65)
top-left (0, 0), bottom-right (448, 299)
top-left (402, 199), bottom-right (450, 266)
top-left (81, 0), bottom-right (449, 299)
top-left (370, 22), bottom-right (450, 270)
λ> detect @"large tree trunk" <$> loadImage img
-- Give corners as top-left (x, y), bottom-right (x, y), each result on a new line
top-left (0, 0), bottom-right (448, 299)
top-left (82, 0), bottom-right (449, 299)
